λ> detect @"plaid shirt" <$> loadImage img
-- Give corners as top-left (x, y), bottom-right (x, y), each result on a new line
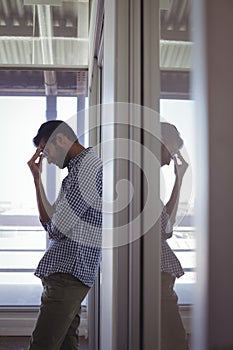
top-left (35, 147), bottom-right (102, 287)
top-left (161, 206), bottom-right (184, 278)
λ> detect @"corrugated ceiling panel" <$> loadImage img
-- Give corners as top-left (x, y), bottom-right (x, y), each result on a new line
top-left (0, 37), bottom-right (88, 66)
top-left (160, 40), bottom-right (192, 70)
top-left (0, 37), bottom-right (192, 69)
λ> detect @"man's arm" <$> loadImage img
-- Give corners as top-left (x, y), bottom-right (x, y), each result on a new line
top-left (27, 147), bottom-right (55, 223)
top-left (165, 151), bottom-right (188, 226)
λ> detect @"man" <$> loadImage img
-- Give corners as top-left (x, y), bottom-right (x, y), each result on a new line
top-left (27, 120), bottom-right (102, 350)
top-left (160, 122), bottom-right (190, 350)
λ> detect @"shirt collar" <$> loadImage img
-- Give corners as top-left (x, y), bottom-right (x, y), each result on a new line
top-left (67, 147), bottom-right (93, 172)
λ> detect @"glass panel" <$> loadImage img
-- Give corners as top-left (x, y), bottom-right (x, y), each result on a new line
top-left (0, 252), bottom-right (44, 269)
top-left (0, 96), bottom-right (46, 306)
top-left (55, 97), bottom-right (78, 188)
top-left (160, 99), bottom-right (196, 305)
top-left (0, 227), bottom-right (45, 250)
top-left (57, 97), bottom-right (77, 123)
top-left (0, 273), bottom-right (42, 306)
top-left (0, 96), bottom-right (45, 217)
top-left (0, 95), bottom-right (87, 311)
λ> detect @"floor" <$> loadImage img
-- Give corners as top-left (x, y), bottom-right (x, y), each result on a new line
top-left (0, 337), bottom-right (89, 350)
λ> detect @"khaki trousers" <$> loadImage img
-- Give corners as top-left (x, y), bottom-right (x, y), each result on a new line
top-left (29, 273), bottom-right (90, 350)
top-left (161, 272), bottom-right (190, 350)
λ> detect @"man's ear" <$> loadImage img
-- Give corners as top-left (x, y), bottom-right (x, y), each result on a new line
top-left (55, 133), bottom-right (66, 147)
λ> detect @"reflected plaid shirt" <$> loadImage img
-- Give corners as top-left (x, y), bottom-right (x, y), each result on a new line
top-left (161, 206), bottom-right (184, 278)
top-left (35, 147), bottom-right (102, 287)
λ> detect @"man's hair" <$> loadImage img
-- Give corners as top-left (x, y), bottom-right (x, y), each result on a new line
top-left (33, 120), bottom-right (78, 147)
top-left (161, 122), bottom-right (184, 150)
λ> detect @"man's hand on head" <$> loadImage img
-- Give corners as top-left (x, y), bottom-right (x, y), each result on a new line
top-left (27, 147), bottom-right (44, 182)
top-left (173, 151), bottom-right (188, 181)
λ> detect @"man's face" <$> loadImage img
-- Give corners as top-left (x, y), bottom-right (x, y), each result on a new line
top-left (161, 143), bottom-right (178, 166)
top-left (39, 137), bottom-right (67, 169)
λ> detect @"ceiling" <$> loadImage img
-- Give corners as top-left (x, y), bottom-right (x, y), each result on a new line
top-left (0, 0), bottom-right (89, 67)
top-left (0, 0), bottom-right (192, 96)
top-left (161, 0), bottom-right (190, 41)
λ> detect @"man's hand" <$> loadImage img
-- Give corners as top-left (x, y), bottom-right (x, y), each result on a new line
top-left (27, 147), bottom-right (54, 222)
top-left (173, 151), bottom-right (188, 182)
top-left (27, 147), bottom-right (44, 182)
top-left (165, 151), bottom-right (189, 223)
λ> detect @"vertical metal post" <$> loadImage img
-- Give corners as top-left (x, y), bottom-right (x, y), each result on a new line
top-left (100, 0), bottom-right (161, 349)
top-left (141, 0), bottom-right (161, 349)
top-left (77, 95), bottom-right (86, 146)
top-left (88, 59), bottom-right (100, 350)
top-left (46, 95), bottom-right (57, 205)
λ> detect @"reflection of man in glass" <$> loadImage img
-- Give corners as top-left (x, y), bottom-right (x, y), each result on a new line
top-left (160, 122), bottom-right (190, 350)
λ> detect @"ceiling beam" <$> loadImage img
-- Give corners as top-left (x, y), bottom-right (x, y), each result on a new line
top-left (37, 4), bottom-right (58, 94)
top-left (24, 0), bottom-right (62, 5)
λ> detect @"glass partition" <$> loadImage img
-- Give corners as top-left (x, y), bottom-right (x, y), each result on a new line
top-left (160, 98), bottom-right (195, 305)
top-left (0, 96), bottom-right (45, 306)
top-left (0, 95), bottom-right (80, 307)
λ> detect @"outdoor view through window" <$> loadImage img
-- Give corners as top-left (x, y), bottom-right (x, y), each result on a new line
top-left (0, 97), bottom-right (195, 306)
top-left (0, 96), bottom-right (78, 306)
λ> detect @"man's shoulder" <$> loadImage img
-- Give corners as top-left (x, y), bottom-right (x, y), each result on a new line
top-left (80, 149), bottom-right (102, 170)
